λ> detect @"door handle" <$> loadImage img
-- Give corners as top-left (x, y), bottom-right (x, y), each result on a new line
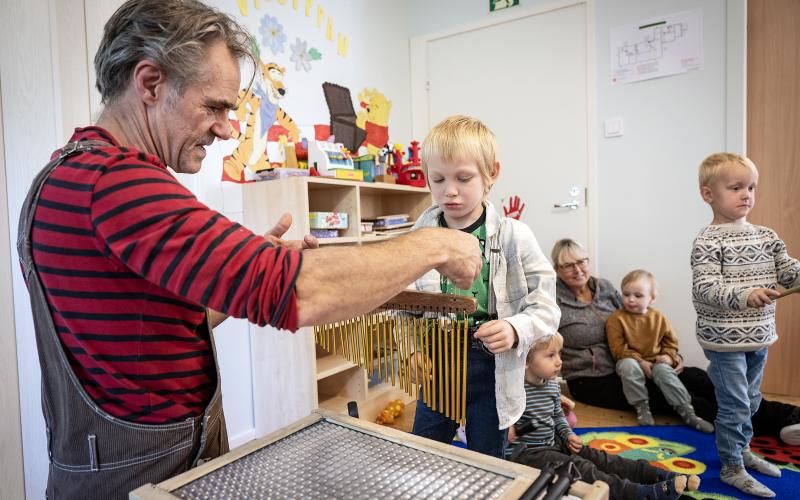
top-left (553, 201), bottom-right (580, 210)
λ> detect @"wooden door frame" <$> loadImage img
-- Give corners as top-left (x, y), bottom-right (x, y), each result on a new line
top-left (409, 0), bottom-right (599, 271)
top-left (746, 0), bottom-right (800, 396)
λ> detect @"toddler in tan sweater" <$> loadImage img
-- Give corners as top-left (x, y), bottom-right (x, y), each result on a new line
top-left (606, 270), bottom-right (713, 433)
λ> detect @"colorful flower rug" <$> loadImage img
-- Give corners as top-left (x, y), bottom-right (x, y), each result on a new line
top-left (574, 425), bottom-right (800, 499)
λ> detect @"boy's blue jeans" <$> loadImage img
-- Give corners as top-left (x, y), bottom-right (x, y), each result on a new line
top-left (412, 341), bottom-right (507, 458)
top-left (703, 347), bottom-right (769, 467)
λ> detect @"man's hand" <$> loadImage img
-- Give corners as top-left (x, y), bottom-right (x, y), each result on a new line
top-left (654, 354), bottom-right (673, 366)
top-left (430, 229), bottom-right (482, 290)
top-left (639, 359), bottom-right (653, 379)
top-left (474, 320), bottom-right (518, 354)
top-left (567, 434), bottom-right (583, 454)
top-left (507, 425), bottom-right (518, 444)
top-left (408, 352), bottom-right (432, 384)
top-left (264, 212), bottom-right (318, 251)
top-left (747, 288), bottom-right (780, 308)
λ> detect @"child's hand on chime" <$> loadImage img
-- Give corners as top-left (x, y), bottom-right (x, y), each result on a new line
top-left (408, 351), bottom-right (432, 384)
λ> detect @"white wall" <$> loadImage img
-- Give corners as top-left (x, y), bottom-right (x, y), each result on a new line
top-left (409, 0), bottom-right (746, 368)
top-left (1, 0), bottom-right (65, 497)
top-left (594, 0), bottom-right (745, 368)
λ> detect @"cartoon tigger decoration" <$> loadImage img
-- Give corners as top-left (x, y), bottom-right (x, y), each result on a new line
top-left (223, 57), bottom-right (301, 182)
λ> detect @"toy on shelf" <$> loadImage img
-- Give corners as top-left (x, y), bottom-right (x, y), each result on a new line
top-left (373, 146), bottom-right (395, 184)
top-left (388, 141), bottom-right (426, 188)
top-left (308, 140), bottom-right (362, 180)
top-left (353, 155), bottom-right (378, 182)
top-left (376, 399), bottom-right (405, 425)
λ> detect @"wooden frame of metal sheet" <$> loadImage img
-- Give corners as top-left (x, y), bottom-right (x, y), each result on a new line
top-left (130, 409), bottom-right (608, 500)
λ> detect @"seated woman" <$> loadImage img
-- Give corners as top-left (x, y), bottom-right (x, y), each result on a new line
top-left (552, 238), bottom-right (800, 443)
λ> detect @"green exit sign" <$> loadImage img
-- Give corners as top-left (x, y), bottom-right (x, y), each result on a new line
top-left (490, 0), bottom-right (520, 12)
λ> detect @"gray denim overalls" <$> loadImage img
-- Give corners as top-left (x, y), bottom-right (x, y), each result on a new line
top-left (17, 141), bottom-right (229, 499)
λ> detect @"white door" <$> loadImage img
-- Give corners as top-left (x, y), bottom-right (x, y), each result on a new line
top-left (420, 3), bottom-right (590, 257)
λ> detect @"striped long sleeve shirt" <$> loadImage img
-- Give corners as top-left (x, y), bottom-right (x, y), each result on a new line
top-left (30, 127), bottom-right (302, 423)
top-left (516, 379), bottom-right (574, 448)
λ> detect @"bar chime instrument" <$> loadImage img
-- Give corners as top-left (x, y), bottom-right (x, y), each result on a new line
top-left (313, 290), bottom-right (477, 425)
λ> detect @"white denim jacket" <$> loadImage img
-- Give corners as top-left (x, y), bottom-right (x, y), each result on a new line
top-left (411, 201), bottom-right (560, 429)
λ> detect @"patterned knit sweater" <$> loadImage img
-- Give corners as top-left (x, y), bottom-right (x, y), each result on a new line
top-left (691, 222), bottom-right (800, 352)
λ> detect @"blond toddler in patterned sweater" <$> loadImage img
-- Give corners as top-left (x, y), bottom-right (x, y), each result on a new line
top-left (692, 153), bottom-right (800, 498)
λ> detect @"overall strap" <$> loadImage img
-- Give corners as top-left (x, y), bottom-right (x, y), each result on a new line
top-left (17, 140), bottom-right (111, 277)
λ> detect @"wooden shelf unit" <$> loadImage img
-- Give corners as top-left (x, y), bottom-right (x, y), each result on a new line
top-left (243, 176), bottom-right (431, 423)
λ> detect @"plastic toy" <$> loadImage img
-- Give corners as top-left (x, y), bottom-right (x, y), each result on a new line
top-left (376, 399), bottom-right (406, 425)
top-left (388, 141), bottom-right (426, 188)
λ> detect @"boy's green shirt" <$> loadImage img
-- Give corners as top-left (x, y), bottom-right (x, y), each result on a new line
top-left (438, 208), bottom-right (490, 327)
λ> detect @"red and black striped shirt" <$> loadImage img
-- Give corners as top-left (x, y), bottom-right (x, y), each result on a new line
top-left (31, 127), bottom-right (302, 423)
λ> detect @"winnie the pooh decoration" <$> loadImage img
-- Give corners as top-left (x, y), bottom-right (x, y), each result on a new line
top-left (356, 88), bottom-right (392, 157)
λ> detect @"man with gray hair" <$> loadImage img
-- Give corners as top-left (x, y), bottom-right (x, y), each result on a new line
top-left (18, 0), bottom-right (481, 497)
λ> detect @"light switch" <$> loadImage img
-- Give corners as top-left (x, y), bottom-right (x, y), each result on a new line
top-left (604, 118), bottom-right (624, 138)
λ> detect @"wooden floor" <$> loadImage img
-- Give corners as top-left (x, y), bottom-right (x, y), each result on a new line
top-left (383, 393), bottom-right (800, 433)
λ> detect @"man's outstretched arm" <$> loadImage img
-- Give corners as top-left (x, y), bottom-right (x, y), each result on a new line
top-left (295, 227), bottom-right (481, 327)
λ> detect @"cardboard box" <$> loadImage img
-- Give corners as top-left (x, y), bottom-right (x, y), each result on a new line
top-left (255, 168), bottom-right (310, 181)
top-left (309, 212), bottom-right (349, 229)
top-left (310, 229), bottom-right (339, 238)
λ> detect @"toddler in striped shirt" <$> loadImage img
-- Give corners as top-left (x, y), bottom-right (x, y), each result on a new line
top-left (510, 333), bottom-right (700, 500)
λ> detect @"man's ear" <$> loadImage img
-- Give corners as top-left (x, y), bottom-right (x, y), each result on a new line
top-left (700, 185), bottom-right (713, 204)
top-left (131, 60), bottom-right (168, 105)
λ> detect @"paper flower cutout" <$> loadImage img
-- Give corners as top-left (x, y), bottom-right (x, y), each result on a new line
top-left (260, 15), bottom-right (286, 55)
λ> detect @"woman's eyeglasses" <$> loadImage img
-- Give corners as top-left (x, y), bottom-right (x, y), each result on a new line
top-left (559, 258), bottom-right (590, 272)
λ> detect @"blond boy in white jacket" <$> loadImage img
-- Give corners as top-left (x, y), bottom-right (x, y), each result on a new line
top-left (407, 115), bottom-right (560, 458)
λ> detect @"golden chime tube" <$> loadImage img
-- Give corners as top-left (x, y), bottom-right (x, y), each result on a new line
top-left (359, 317), bottom-right (364, 366)
top-left (369, 314), bottom-right (375, 377)
top-left (368, 314), bottom-right (373, 376)
top-left (414, 318), bottom-right (425, 399)
top-left (391, 317), bottom-right (397, 387)
top-left (428, 318), bottom-right (439, 411)
top-left (399, 316), bottom-right (406, 394)
top-left (461, 315), bottom-right (468, 425)
top-left (450, 319), bottom-right (456, 419)
top-left (349, 318), bottom-right (355, 361)
top-left (423, 318), bottom-right (430, 408)
top-left (398, 317), bottom-right (406, 392)
top-left (376, 315), bottom-right (382, 381)
top-left (444, 318), bottom-right (451, 419)
top-left (437, 315), bottom-right (443, 413)
top-left (338, 320), bottom-right (345, 358)
top-left (356, 316), bottom-right (362, 368)
top-left (454, 318), bottom-right (462, 424)
top-left (383, 314), bottom-right (390, 386)
top-left (404, 315), bottom-right (411, 396)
